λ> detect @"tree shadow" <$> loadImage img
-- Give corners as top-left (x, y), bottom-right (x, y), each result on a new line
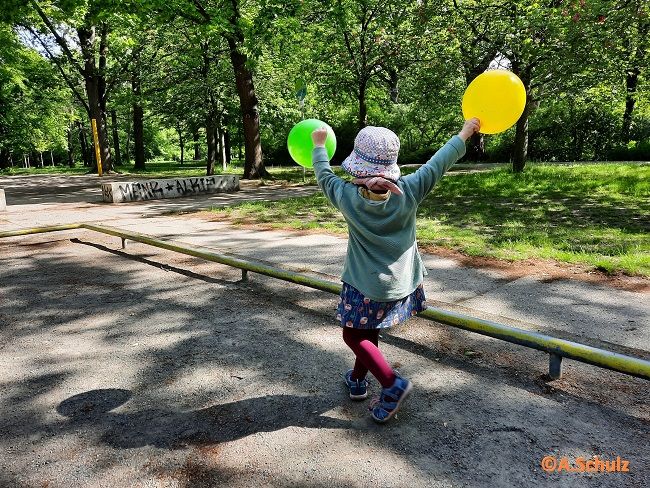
top-left (56, 389), bottom-right (351, 450)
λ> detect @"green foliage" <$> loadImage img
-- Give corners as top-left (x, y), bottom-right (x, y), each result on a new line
top-left (1, 0), bottom-right (648, 169)
top-left (0, 25), bottom-right (72, 164)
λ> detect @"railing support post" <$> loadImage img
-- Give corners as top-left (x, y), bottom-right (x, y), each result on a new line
top-left (549, 353), bottom-right (563, 379)
top-left (241, 269), bottom-right (248, 281)
top-left (121, 237), bottom-right (127, 249)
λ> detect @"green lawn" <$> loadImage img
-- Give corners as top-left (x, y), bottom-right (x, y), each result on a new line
top-left (4, 159), bottom-right (648, 276)
top-left (0, 158), bottom-right (350, 181)
top-left (0, 164), bottom-right (91, 176)
top-left (211, 163), bottom-right (650, 277)
top-left (0, 159), bottom-right (220, 177)
top-left (0, 159), bottom-right (333, 183)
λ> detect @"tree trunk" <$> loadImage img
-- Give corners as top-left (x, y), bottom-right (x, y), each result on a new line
top-left (387, 68), bottom-right (399, 103)
top-left (226, 36), bottom-right (266, 179)
top-left (0, 149), bottom-right (10, 170)
top-left (193, 130), bottom-right (201, 160)
top-left (178, 127), bottom-right (185, 165)
top-left (77, 122), bottom-right (90, 166)
top-left (50, 150), bottom-right (54, 166)
top-left (67, 126), bottom-right (75, 168)
top-left (124, 118), bottom-right (131, 164)
top-left (218, 123), bottom-right (227, 171)
top-left (358, 80), bottom-right (368, 129)
top-left (78, 25), bottom-right (112, 173)
top-left (132, 76), bottom-right (145, 170)
top-left (206, 117), bottom-right (217, 176)
top-left (110, 109), bottom-right (122, 166)
top-left (467, 132), bottom-right (487, 162)
top-left (224, 129), bottom-right (231, 165)
top-left (238, 126), bottom-right (242, 161)
top-left (621, 16), bottom-right (648, 143)
top-left (513, 101), bottom-right (532, 172)
top-left (621, 68), bottom-right (639, 144)
top-left (98, 24), bottom-right (111, 169)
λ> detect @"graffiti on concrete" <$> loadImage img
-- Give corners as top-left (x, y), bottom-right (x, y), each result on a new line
top-left (102, 176), bottom-right (238, 203)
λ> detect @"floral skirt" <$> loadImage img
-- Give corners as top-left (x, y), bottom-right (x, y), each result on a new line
top-left (336, 282), bottom-right (427, 329)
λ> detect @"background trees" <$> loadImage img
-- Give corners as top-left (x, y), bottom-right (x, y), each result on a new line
top-left (0, 0), bottom-right (648, 175)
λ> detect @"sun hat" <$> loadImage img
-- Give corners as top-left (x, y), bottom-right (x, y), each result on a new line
top-left (342, 126), bottom-right (401, 181)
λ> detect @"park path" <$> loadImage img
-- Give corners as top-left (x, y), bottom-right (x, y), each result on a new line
top-left (2, 173), bottom-right (647, 356)
top-left (1, 173), bottom-right (648, 487)
top-left (0, 173), bottom-right (319, 227)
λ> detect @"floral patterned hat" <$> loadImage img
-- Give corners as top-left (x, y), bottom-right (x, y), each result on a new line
top-left (342, 126), bottom-right (401, 182)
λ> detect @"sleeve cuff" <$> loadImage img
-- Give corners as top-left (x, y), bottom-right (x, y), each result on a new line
top-left (312, 146), bottom-right (329, 164)
top-left (449, 135), bottom-right (467, 158)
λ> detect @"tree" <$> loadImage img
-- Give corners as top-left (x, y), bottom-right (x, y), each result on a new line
top-left (23, 0), bottom-right (116, 172)
top-left (0, 24), bottom-right (71, 169)
top-left (145, 0), bottom-right (279, 178)
top-left (322, 0), bottom-right (427, 130)
top-left (613, 0), bottom-right (649, 143)
top-left (494, 1), bottom-right (610, 171)
top-left (446, 0), bottom-right (505, 161)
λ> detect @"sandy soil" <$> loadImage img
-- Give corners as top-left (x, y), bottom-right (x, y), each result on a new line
top-left (1, 233), bottom-right (648, 487)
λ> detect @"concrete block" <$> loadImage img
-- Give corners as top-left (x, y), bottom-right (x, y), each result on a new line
top-left (0, 189), bottom-right (5, 211)
top-left (102, 176), bottom-right (239, 203)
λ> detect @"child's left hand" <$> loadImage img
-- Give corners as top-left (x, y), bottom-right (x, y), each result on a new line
top-left (311, 127), bottom-right (328, 147)
top-left (458, 118), bottom-right (481, 141)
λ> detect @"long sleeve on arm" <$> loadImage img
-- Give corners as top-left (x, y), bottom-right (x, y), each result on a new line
top-left (312, 146), bottom-right (346, 210)
top-left (401, 135), bottom-right (466, 203)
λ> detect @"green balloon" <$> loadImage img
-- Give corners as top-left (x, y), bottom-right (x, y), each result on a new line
top-left (287, 119), bottom-right (337, 168)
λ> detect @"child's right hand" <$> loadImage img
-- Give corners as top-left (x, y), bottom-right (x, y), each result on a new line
top-left (311, 127), bottom-right (328, 148)
top-left (458, 118), bottom-right (481, 141)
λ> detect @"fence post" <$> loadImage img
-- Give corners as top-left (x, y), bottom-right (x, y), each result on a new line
top-left (549, 353), bottom-right (563, 379)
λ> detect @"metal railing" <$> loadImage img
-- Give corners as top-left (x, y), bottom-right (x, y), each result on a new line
top-left (2, 223), bottom-right (649, 381)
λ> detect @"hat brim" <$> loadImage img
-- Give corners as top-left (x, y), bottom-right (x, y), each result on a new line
top-left (341, 151), bottom-right (401, 181)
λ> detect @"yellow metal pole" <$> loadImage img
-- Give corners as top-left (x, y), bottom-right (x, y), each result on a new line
top-left (0, 223), bottom-right (83, 238)
top-left (2, 223), bottom-right (649, 381)
top-left (91, 118), bottom-right (103, 177)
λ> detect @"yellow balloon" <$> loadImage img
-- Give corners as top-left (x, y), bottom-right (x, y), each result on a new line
top-left (462, 70), bottom-right (527, 134)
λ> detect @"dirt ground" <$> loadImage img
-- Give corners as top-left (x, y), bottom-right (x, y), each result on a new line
top-left (1, 232), bottom-right (648, 488)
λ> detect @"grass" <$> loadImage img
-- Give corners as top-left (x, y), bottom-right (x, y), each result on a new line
top-left (0, 164), bottom-right (91, 176)
top-left (1, 159), bottom-right (222, 177)
top-left (210, 163), bottom-right (650, 277)
top-left (0, 159), bottom-right (347, 181)
top-left (5, 159), bottom-right (648, 276)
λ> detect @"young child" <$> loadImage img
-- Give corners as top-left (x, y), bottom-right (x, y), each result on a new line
top-left (311, 118), bottom-right (480, 423)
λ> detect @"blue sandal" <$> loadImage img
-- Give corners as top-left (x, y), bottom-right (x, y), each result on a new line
top-left (344, 369), bottom-right (370, 400)
top-left (369, 374), bottom-right (412, 423)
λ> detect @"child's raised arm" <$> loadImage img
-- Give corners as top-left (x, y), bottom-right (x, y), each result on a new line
top-left (311, 127), bottom-right (346, 209)
top-left (401, 118), bottom-right (480, 203)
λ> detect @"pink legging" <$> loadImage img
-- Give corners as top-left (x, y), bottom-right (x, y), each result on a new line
top-left (342, 328), bottom-right (396, 388)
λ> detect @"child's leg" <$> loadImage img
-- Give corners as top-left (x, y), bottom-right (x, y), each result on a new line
top-left (348, 329), bottom-right (377, 380)
top-left (342, 328), bottom-right (396, 388)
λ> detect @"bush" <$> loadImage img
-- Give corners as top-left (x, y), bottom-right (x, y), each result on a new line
top-left (399, 146), bottom-right (437, 165)
top-left (607, 140), bottom-right (650, 161)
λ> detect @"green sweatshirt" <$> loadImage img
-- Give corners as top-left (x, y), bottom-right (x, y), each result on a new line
top-left (312, 135), bottom-right (466, 301)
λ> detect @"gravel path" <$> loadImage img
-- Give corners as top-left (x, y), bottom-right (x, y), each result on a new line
top-left (1, 233), bottom-right (648, 487)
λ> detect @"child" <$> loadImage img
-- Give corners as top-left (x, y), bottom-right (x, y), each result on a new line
top-left (311, 118), bottom-right (480, 423)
